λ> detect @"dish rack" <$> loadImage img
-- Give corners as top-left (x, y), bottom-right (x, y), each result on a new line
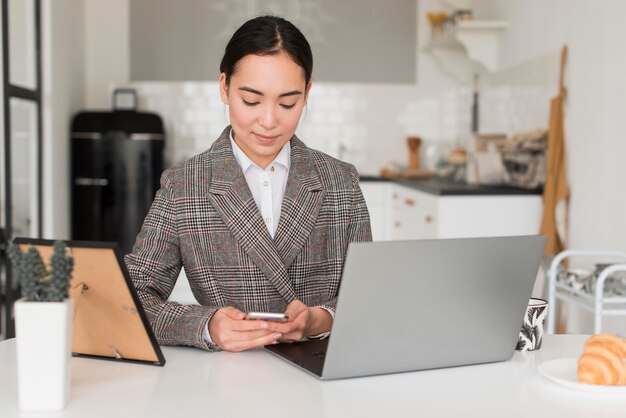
top-left (547, 249), bottom-right (626, 334)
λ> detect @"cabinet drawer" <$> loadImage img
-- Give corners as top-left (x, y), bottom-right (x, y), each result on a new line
top-left (359, 181), bottom-right (391, 241)
top-left (390, 185), bottom-right (437, 240)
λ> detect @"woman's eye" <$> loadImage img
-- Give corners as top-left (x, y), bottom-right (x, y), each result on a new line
top-left (280, 103), bottom-right (296, 109)
top-left (242, 99), bottom-right (259, 106)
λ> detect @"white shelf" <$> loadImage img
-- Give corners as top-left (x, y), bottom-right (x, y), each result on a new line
top-left (547, 250), bottom-right (626, 334)
top-left (455, 21), bottom-right (508, 71)
top-left (424, 20), bottom-right (508, 81)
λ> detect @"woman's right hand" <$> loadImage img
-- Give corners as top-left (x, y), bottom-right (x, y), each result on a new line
top-left (208, 306), bottom-right (283, 352)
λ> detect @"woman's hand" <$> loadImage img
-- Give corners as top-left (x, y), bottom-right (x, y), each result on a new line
top-left (267, 300), bottom-right (332, 343)
top-left (208, 306), bottom-right (282, 352)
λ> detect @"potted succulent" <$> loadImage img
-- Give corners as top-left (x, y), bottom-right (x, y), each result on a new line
top-left (8, 240), bottom-right (74, 411)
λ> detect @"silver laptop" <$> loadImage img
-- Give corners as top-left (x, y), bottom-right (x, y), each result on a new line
top-left (266, 235), bottom-right (546, 380)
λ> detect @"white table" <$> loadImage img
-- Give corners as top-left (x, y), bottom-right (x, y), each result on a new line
top-left (1, 335), bottom-right (625, 418)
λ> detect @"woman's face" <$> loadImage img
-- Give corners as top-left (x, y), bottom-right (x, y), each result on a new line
top-left (219, 51), bottom-right (311, 168)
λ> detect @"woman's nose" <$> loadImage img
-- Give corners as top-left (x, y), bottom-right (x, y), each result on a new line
top-left (258, 105), bottom-right (278, 130)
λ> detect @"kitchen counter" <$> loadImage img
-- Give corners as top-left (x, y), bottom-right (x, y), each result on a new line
top-left (359, 175), bottom-right (542, 196)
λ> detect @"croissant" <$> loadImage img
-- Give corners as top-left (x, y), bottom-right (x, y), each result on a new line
top-left (577, 333), bottom-right (626, 385)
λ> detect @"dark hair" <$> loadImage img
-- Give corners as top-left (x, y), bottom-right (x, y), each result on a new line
top-left (220, 16), bottom-right (313, 86)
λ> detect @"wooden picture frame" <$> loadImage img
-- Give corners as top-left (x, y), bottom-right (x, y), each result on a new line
top-left (14, 238), bottom-right (166, 367)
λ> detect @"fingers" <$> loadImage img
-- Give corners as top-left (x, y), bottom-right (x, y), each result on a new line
top-left (277, 329), bottom-right (306, 343)
top-left (210, 306), bottom-right (287, 352)
top-left (219, 306), bottom-right (246, 320)
top-left (232, 318), bottom-right (271, 332)
top-left (270, 304), bottom-right (310, 342)
top-left (221, 332), bottom-right (284, 352)
top-left (285, 299), bottom-right (307, 317)
top-left (210, 303), bottom-right (317, 351)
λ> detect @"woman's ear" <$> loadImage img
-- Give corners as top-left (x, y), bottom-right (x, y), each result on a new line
top-left (219, 73), bottom-right (230, 105)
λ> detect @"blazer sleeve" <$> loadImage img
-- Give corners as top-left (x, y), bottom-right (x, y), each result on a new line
top-left (315, 165), bottom-right (373, 314)
top-left (125, 169), bottom-right (220, 351)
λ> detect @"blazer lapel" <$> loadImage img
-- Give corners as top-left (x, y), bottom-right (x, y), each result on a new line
top-left (274, 137), bottom-right (326, 269)
top-left (207, 128), bottom-right (296, 302)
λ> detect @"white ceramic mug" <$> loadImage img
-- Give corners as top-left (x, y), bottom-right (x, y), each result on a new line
top-left (516, 298), bottom-right (548, 351)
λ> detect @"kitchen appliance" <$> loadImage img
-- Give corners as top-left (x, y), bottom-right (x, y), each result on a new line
top-left (70, 89), bottom-right (165, 255)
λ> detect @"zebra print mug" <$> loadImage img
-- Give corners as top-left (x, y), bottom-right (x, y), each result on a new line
top-left (516, 298), bottom-right (549, 351)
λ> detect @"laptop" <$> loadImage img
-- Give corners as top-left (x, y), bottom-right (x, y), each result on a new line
top-left (266, 235), bottom-right (546, 380)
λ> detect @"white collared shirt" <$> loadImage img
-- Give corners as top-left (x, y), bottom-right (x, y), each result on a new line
top-left (229, 130), bottom-right (290, 238)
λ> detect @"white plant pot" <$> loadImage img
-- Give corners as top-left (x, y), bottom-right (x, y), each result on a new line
top-left (15, 298), bottom-right (74, 411)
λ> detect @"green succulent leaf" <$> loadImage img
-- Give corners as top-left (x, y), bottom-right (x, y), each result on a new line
top-left (7, 240), bottom-right (73, 302)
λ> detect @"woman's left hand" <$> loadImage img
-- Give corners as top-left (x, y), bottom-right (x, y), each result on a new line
top-left (266, 300), bottom-right (332, 343)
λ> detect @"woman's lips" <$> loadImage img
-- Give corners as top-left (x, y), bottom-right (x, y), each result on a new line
top-left (254, 132), bottom-right (279, 144)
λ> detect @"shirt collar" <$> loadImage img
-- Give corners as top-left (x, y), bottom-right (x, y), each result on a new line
top-left (229, 128), bottom-right (291, 172)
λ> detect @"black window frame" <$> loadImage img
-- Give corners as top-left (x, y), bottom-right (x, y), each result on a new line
top-left (1, 0), bottom-right (43, 339)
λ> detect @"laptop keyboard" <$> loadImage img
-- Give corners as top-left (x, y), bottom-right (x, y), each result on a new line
top-left (266, 339), bottom-right (329, 377)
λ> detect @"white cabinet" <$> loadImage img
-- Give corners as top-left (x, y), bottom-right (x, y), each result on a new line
top-left (436, 194), bottom-right (542, 238)
top-left (360, 181), bottom-right (543, 241)
top-left (359, 182), bottom-right (390, 241)
top-left (390, 185), bottom-right (437, 241)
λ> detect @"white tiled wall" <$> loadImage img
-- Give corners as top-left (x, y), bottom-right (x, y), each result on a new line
top-left (479, 51), bottom-right (559, 136)
top-left (120, 80), bottom-right (478, 175)
top-left (119, 55), bottom-right (557, 177)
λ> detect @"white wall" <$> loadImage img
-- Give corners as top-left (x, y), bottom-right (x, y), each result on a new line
top-left (42, 0), bottom-right (86, 239)
top-left (474, 0), bottom-right (626, 334)
top-left (84, 0), bottom-right (129, 109)
top-left (83, 0), bottom-right (464, 173)
top-left (475, 0), bottom-right (626, 254)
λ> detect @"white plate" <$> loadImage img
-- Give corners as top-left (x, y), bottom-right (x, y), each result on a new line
top-left (539, 358), bottom-right (626, 394)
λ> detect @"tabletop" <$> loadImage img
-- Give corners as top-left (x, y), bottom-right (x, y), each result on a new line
top-left (1, 335), bottom-right (625, 418)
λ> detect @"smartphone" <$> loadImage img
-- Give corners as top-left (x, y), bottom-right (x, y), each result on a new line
top-left (245, 312), bottom-right (289, 322)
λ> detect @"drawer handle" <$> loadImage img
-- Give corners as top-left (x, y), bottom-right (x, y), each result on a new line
top-left (404, 198), bottom-right (415, 207)
top-left (424, 215), bottom-right (433, 223)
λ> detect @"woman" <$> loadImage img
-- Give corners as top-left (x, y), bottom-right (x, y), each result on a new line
top-left (125, 15), bottom-right (371, 352)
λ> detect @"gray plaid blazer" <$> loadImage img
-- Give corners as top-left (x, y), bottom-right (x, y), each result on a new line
top-left (125, 126), bottom-right (372, 351)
